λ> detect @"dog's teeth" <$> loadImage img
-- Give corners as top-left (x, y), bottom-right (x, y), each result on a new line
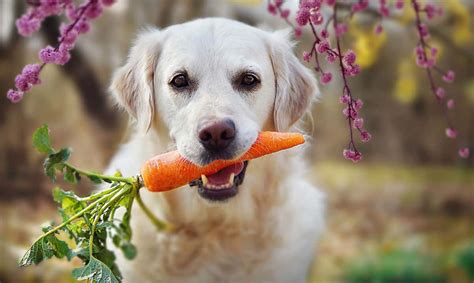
top-left (201, 175), bottom-right (208, 185)
top-left (229, 173), bottom-right (235, 184)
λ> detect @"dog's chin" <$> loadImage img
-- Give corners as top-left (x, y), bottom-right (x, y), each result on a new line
top-left (189, 161), bottom-right (249, 202)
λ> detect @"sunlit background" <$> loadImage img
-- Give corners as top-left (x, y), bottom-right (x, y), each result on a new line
top-left (0, 0), bottom-right (473, 282)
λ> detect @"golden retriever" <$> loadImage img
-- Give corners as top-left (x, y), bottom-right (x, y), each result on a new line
top-left (106, 18), bottom-right (325, 283)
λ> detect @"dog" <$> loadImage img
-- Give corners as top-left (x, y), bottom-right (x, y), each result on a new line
top-left (106, 18), bottom-right (325, 283)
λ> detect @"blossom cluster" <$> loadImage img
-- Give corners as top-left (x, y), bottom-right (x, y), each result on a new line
top-left (268, 0), bottom-right (470, 161)
top-left (6, 0), bottom-right (116, 103)
top-left (411, 0), bottom-right (469, 159)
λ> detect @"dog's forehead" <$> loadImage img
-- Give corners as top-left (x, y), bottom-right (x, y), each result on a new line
top-left (160, 19), bottom-right (269, 69)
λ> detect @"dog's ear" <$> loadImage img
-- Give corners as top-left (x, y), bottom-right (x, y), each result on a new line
top-left (268, 29), bottom-right (319, 131)
top-left (110, 28), bottom-right (161, 132)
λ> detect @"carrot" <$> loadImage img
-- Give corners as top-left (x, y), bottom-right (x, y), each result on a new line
top-left (141, 131), bottom-right (305, 192)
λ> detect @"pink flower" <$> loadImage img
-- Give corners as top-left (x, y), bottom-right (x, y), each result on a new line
top-left (458, 147), bottom-right (470, 159)
top-left (343, 50), bottom-right (356, 65)
top-left (310, 12), bottom-right (323, 25)
top-left (84, 2), bottom-right (103, 19)
top-left (21, 64), bottom-right (41, 85)
top-left (316, 41), bottom-right (330, 53)
top-left (395, 0), bottom-right (404, 9)
top-left (321, 72), bottom-right (332, 84)
top-left (335, 23), bottom-right (348, 37)
top-left (435, 87), bottom-right (446, 99)
top-left (6, 89), bottom-right (24, 103)
top-left (280, 9), bottom-right (290, 19)
top-left (447, 99), bottom-right (455, 109)
top-left (326, 52), bottom-right (337, 63)
top-left (343, 149), bottom-right (362, 163)
top-left (419, 23), bottom-right (429, 39)
top-left (39, 46), bottom-right (60, 64)
top-left (274, 0), bottom-right (283, 7)
top-left (303, 51), bottom-right (312, 62)
top-left (16, 12), bottom-right (42, 36)
top-left (75, 19), bottom-right (91, 34)
top-left (445, 128), bottom-right (457, 139)
top-left (360, 131), bottom-right (372, 142)
top-left (296, 8), bottom-right (311, 26)
top-left (267, 3), bottom-right (277, 15)
top-left (15, 75), bottom-right (30, 92)
top-left (343, 107), bottom-right (358, 119)
top-left (374, 24), bottom-right (383, 35)
top-left (442, 70), bottom-right (455, 83)
top-left (101, 0), bottom-right (116, 6)
top-left (339, 94), bottom-right (350, 104)
top-left (320, 29), bottom-right (329, 38)
top-left (353, 98), bottom-right (363, 110)
top-left (353, 118), bottom-right (364, 129)
top-left (430, 47), bottom-right (438, 56)
top-left (294, 26), bottom-right (302, 38)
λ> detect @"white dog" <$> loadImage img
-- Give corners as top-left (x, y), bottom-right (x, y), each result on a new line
top-left (106, 18), bottom-right (325, 283)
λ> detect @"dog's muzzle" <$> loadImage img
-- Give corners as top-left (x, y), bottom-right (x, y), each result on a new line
top-left (189, 161), bottom-right (248, 201)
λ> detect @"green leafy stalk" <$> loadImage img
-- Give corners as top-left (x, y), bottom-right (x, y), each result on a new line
top-left (20, 125), bottom-right (167, 282)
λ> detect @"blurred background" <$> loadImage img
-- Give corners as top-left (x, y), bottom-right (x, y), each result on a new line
top-left (0, 0), bottom-right (473, 282)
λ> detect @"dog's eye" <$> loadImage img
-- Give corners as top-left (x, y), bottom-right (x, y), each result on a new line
top-left (240, 74), bottom-right (259, 87)
top-left (170, 74), bottom-right (189, 89)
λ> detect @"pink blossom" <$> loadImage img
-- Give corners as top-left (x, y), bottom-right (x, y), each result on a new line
top-left (294, 26), bottom-right (302, 38)
top-left (84, 2), bottom-right (103, 19)
top-left (267, 3), bottom-right (277, 15)
top-left (39, 0), bottom-right (63, 15)
top-left (6, 89), bottom-right (24, 103)
top-left (280, 9), bottom-right (290, 19)
top-left (430, 47), bottom-right (438, 57)
top-left (353, 118), bottom-right (364, 129)
top-left (374, 24), bottom-right (383, 35)
top-left (419, 23), bottom-right (429, 39)
top-left (339, 94), bottom-right (351, 104)
top-left (435, 87), bottom-right (445, 99)
top-left (395, 0), bottom-right (404, 9)
top-left (326, 52), bottom-right (337, 63)
top-left (335, 23), bottom-right (348, 37)
top-left (458, 147), bottom-right (470, 159)
top-left (21, 64), bottom-right (41, 84)
top-left (316, 41), bottom-right (330, 53)
top-left (442, 70), bottom-right (455, 83)
top-left (15, 75), bottom-right (31, 92)
top-left (75, 19), bottom-right (90, 34)
top-left (343, 149), bottom-right (362, 163)
top-left (296, 8), bottom-right (310, 26)
top-left (321, 72), bottom-right (332, 84)
top-left (39, 46), bottom-right (60, 64)
top-left (343, 50), bottom-right (356, 65)
top-left (342, 107), bottom-right (358, 119)
top-left (310, 12), bottom-right (323, 25)
top-left (445, 128), bottom-right (457, 139)
top-left (353, 99), bottom-right (363, 110)
top-left (360, 131), bottom-right (372, 142)
top-left (16, 12), bottom-right (42, 36)
top-left (320, 29), bottom-right (329, 38)
top-left (447, 99), bottom-right (455, 109)
top-left (303, 51), bottom-right (312, 62)
top-left (274, 0), bottom-right (283, 7)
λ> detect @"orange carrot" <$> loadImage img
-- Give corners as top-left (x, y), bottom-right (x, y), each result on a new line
top-left (141, 131), bottom-right (305, 192)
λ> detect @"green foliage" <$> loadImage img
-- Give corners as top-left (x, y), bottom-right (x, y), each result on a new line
top-left (72, 256), bottom-right (120, 283)
top-left (457, 243), bottom-right (474, 279)
top-left (344, 250), bottom-right (447, 283)
top-left (20, 125), bottom-right (150, 282)
top-left (32, 124), bottom-right (53, 154)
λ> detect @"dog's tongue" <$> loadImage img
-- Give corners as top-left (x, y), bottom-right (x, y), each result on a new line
top-left (206, 162), bottom-right (244, 185)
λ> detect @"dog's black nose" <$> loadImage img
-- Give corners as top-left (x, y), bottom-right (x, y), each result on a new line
top-left (198, 118), bottom-right (236, 151)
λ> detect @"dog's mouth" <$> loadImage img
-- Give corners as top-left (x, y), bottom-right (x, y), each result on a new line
top-left (189, 161), bottom-right (249, 202)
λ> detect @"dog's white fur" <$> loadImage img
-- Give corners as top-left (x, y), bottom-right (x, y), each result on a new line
top-left (106, 18), bottom-right (325, 283)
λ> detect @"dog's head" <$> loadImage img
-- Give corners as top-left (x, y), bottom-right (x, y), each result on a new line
top-left (111, 18), bottom-right (318, 203)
